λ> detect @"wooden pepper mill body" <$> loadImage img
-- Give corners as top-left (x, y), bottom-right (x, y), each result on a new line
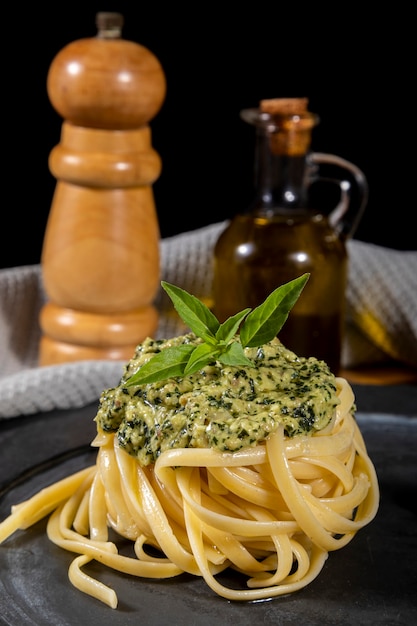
top-left (39, 13), bottom-right (166, 365)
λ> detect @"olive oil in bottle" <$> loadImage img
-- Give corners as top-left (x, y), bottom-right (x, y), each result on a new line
top-left (212, 98), bottom-right (368, 375)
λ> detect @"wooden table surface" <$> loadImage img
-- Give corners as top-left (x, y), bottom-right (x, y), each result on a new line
top-left (342, 362), bottom-right (417, 386)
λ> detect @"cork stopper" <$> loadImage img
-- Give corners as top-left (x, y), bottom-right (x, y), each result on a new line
top-left (259, 97), bottom-right (309, 115)
top-left (259, 97), bottom-right (317, 156)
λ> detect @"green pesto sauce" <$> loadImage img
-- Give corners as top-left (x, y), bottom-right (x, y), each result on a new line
top-left (95, 333), bottom-right (339, 466)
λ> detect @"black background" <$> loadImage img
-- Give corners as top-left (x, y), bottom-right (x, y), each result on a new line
top-left (2, 3), bottom-right (415, 269)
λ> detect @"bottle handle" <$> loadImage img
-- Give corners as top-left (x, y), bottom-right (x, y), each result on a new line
top-left (309, 152), bottom-right (369, 239)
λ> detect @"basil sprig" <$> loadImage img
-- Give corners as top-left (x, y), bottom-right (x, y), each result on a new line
top-left (126, 273), bottom-right (309, 387)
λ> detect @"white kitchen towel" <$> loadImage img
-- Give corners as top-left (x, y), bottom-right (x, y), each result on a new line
top-left (1, 221), bottom-right (416, 418)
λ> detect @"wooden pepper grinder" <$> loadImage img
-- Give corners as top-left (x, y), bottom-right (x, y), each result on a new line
top-left (39, 12), bottom-right (166, 365)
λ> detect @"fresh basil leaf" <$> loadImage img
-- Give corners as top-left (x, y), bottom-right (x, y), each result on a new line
top-left (215, 308), bottom-right (251, 343)
top-left (162, 281), bottom-right (219, 343)
top-left (125, 274), bottom-right (309, 388)
top-left (217, 341), bottom-right (254, 368)
top-left (183, 342), bottom-right (222, 375)
top-left (125, 344), bottom-right (195, 386)
top-left (240, 274), bottom-right (309, 347)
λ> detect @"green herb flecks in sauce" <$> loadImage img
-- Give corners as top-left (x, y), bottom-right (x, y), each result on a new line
top-left (95, 333), bottom-right (339, 466)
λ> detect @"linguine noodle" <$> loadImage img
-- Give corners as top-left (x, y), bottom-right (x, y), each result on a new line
top-left (0, 377), bottom-right (379, 608)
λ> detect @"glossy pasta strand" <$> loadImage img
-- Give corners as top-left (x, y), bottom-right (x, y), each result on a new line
top-left (68, 554), bottom-right (118, 609)
top-left (0, 377), bottom-right (379, 608)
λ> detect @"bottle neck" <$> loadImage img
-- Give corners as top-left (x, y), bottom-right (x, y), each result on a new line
top-left (251, 128), bottom-right (311, 213)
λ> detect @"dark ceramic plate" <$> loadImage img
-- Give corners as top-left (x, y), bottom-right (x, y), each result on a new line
top-left (0, 411), bottom-right (416, 626)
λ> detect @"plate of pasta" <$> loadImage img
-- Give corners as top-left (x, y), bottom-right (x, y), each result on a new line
top-left (2, 408), bottom-right (417, 625)
top-left (2, 278), bottom-right (413, 625)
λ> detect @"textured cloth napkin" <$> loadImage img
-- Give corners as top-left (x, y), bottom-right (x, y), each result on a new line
top-left (1, 221), bottom-right (416, 419)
